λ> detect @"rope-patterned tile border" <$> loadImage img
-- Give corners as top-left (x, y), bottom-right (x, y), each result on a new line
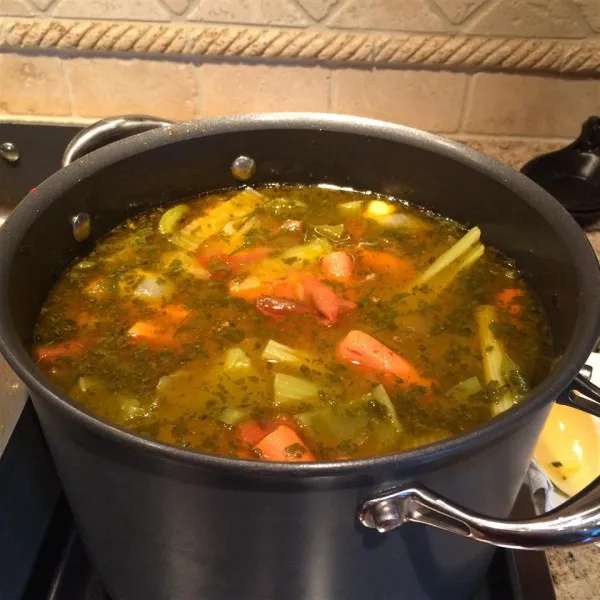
top-left (1, 18), bottom-right (599, 75)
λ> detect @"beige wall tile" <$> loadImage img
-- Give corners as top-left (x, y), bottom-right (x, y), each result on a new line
top-left (296, 0), bottom-right (339, 20)
top-left (52, 0), bottom-right (170, 21)
top-left (331, 68), bottom-right (467, 132)
top-left (0, 0), bottom-right (32, 14)
top-left (572, 0), bottom-right (600, 32)
top-left (66, 58), bottom-right (196, 121)
top-left (31, 0), bottom-right (54, 9)
top-left (161, 0), bottom-right (190, 15)
top-left (0, 53), bottom-right (71, 116)
top-left (199, 64), bottom-right (329, 117)
top-left (468, 0), bottom-right (589, 37)
top-left (433, 0), bottom-right (487, 24)
top-left (463, 73), bottom-right (600, 138)
top-left (189, 0), bottom-right (310, 26)
top-left (330, 0), bottom-right (447, 32)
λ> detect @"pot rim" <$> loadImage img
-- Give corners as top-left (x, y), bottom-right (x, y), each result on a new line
top-left (1, 112), bottom-right (599, 477)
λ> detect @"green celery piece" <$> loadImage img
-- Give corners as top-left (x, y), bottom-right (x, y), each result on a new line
top-left (159, 204), bottom-right (190, 235)
top-left (447, 376), bottom-right (483, 402)
top-left (273, 373), bottom-right (320, 407)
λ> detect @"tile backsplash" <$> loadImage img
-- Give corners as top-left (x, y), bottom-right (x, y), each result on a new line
top-left (1, 0), bottom-right (599, 162)
top-left (1, 0), bottom-right (597, 34)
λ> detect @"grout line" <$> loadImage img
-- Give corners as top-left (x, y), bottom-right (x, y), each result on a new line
top-left (193, 60), bottom-right (202, 119)
top-left (286, 0), bottom-right (318, 25)
top-left (0, 113), bottom-right (97, 125)
top-left (61, 56), bottom-right (76, 118)
top-left (457, 74), bottom-right (475, 133)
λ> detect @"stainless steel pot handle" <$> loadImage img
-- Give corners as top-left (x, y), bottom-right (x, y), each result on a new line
top-left (358, 368), bottom-right (600, 550)
top-left (358, 474), bottom-right (600, 550)
top-left (62, 115), bottom-right (173, 167)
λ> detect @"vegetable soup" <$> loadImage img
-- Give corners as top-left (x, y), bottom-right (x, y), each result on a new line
top-left (34, 186), bottom-right (551, 461)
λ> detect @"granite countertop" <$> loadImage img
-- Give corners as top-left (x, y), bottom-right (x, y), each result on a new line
top-left (459, 137), bottom-right (600, 600)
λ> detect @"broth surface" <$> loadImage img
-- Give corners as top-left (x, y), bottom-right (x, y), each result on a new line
top-left (34, 186), bottom-right (551, 461)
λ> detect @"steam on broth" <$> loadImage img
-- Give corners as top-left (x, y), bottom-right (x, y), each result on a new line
top-left (34, 185), bottom-right (551, 461)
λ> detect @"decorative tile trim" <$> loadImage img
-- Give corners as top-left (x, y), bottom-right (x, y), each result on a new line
top-left (1, 18), bottom-right (599, 75)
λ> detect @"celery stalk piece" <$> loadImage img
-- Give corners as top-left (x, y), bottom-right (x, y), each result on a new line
top-left (223, 348), bottom-right (253, 371)
top-left (337, 201), bottom-right (363, 217)
top-left (371, 384), bottom-right (403, 434)
top-left (278, 238), bottom-right (332, 262)
top-left (428, 243), bottom-right (485, 294)
top-left (273, 373), bottom-right (320, 407)
top-left (502, 354), bottom-right (530, 399)
top-left (180, 188), bottom-right (264, 244)
top-left (161, 251), bottom-right (210, 280)
top-left (416, 227), bottom-right (481, 286)
top-left (261, 340), bottom-right (327, 374)
top-left (476, 305), bottom-right (515, 415)
top-left (447, 376), bottom-right (483, 402)
top-left (159, 204), bottom-right (190, 235)
top-left (169, 230), bottom-right (203, 252)
top-left (219, 407), bottom-right (249, 426)
top-left (314, 224), bottom-right (345, 241)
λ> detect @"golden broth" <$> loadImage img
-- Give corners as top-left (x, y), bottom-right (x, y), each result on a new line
top-left (34, 186), bottom-right (551, 461)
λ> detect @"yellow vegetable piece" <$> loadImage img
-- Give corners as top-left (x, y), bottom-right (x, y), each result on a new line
top-left (364, 200), bottom-right (396, 218)
top-left (159, 204), bottom-right (190, 235)
top-left (181, 189), bottom-right (263, 245)
top-left (337, 201), bottom-right (363, 217)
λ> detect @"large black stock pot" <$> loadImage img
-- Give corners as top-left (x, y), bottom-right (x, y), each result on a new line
top-left (1, 113), bottom-right (600, 600)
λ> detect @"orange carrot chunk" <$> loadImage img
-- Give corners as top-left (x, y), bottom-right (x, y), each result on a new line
top-left (337, 330), bottom-right (433, 389)
top-left (303, 276), bottom-right (356, 325)
top-left (322, 251), bottom-right (354, 280)
top-left (128, 321), bottom-right (181, 348)
top-left (496, 288), bottom-right (524, 317)
top-left (226, 247), bottom-right (274, 271)
top-left (358, 249), bottom-right (416, 280)
top-left (36, 340), bottom-right (87, 363)
top-left (236, 420), bottom-right (270, 446)
top-left (254, 425), bottom-right (315, 462)
top-left (271, 279), bottom-right (306, 301)
top-left (161, 304), bottom-right (191, 325)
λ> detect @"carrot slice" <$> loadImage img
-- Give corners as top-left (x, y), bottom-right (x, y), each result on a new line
top-left (322, 251), bottom-right (354, 280)
top-left (227, 247), bottom-right (274, 271)
top-left (161, 304), bottom-right (191, 325)
top-left (236, 420), bottom-right (269, 446)
top-left (337, 330), bottom-right (433, 389)
top-left (271, 279), bottom-right (306, 301)
top-left (128, 321), bottom-right (181, 348)
top-left (496, 288), bottom-right (524, 317)
top-left (358, 249), bottom-right (416, 280)
top-left (254, 425), bottom-right (315, 462)
top-left (303, 276), bottom-right (356, 325)
top-left (36, 340), bottom-right (87, 363)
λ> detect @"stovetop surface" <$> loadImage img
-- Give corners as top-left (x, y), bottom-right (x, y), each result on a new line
top-left (1, 120), bottom-right (557, 600)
